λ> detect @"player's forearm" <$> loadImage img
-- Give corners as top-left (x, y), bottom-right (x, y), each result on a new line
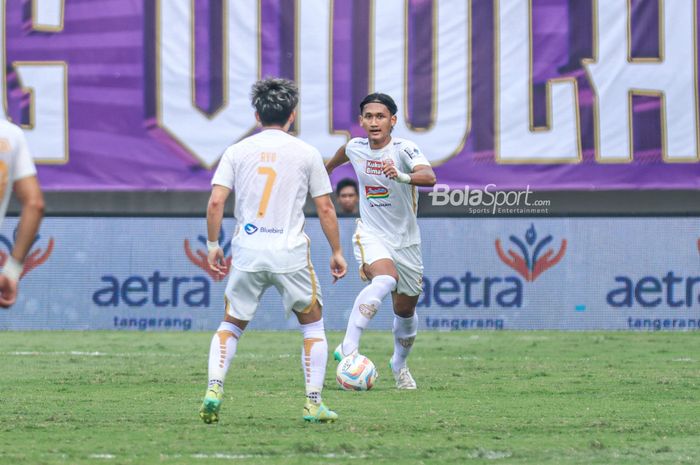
top-left (12, 197), bottom-right (44, 262)
top-left (317, 207), bottom-right (342, 254)
top-left (407, 168), bottom-right (437, 187)
top-left (325, 145), bottom-right (349, 174)
top-left (206, 198), bottom-right (225, 242)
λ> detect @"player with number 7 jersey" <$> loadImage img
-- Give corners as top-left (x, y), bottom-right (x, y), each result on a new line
top-left (200, 78), bottom-right (347, 425)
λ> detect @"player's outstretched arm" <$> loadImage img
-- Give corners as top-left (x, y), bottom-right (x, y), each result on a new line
top-left (313, 194), bottom-right (347, 283)
top-left (0, 175), bottom-right (44, 308)
top-left (206, 185), bottom-right (231, 277)
top-left (325, 144), bottom-right (349, 175)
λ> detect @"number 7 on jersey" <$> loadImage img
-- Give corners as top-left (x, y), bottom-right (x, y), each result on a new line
top-left (256, 166), bottom-right (277, 218)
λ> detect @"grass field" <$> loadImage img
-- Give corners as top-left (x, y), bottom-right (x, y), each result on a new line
top-left (1, 331), bottom-right (699, 465)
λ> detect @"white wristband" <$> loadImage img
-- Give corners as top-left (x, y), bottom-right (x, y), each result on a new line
top-left (206, 240), bottom-right (221, 252)
top-left (395, 171), bottom-right (412, 184)
top-left (1, 256), bottom-right (22, 282)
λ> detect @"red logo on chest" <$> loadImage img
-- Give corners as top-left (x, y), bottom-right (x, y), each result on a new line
top-left (365, 160), bottom-right (383, 175)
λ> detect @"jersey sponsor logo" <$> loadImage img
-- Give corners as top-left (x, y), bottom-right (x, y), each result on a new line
top-left (365, 160), bottom-right (383, 175)
top-left (242, 223), bottom-right (283, 235)
top-left (403, 147), bottom-right (417, 159)
top-left (495, 224), bottom-right (566, 282)
top-left (365, 185), bottom-right (389, 200)
top-left (259, 227), bottom-right (284, 234)
top-left (0, 228), bottom-right (54, 279)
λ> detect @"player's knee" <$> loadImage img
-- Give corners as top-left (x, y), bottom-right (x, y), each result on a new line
top-left (372, 274), bottom-right (397, 293)
top-left (393, 302), bottom-right (417, 319)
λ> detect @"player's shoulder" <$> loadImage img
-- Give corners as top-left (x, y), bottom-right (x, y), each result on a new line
top-left (345, 137), bottom-right (370, 156)
top-left (391, 137), bottom-right (419, 151)
top-left (220, 135), bottom-right (257, 160)
top-left (288, 133), bottom-right (320, 155)
top-left (347, 137), bottom-right (370, 148)
top-left (391, 137), bottom-right (426, 161)
top-left (0, 120), bottom-right (28, 159)
top-left (0, 119), bottom-right (26, 145)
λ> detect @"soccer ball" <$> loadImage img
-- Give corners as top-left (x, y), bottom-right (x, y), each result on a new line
top-left (336, 353), bottom-right (377, 391)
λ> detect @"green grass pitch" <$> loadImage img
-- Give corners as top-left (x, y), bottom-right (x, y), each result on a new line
top-left (1, 331), bottom-right (699, 465)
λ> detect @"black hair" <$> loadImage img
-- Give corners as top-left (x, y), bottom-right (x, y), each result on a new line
top-left (359, 92), bottom-right (398, 116)
top-left (336, 178), bottom-right (359, 196)
top-left (250, 77), bottom-right (299, 126)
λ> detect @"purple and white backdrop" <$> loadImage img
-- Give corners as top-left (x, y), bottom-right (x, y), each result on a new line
top-left (2, 0), bottom-right (699, 191)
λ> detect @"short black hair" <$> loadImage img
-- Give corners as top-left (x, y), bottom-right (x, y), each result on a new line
top-left (336, 178), bottom-right (358, 196)
top-left (359, 92), bottom-right (397, 116)
top-left (250, 77), bottom-right (299, 126)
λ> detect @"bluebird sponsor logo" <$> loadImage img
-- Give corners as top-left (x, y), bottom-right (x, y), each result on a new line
top-left (244, 223), bottom-right (258, 235)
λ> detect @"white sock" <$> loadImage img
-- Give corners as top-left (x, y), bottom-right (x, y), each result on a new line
top-left (390, 313), bottom-right (417, 372)
top-left (300, 318), bottom-right (327, 404)
top-left (207, 321), bottom-right (244, 389)
top-left (342, 275), bottom-right (397, 355)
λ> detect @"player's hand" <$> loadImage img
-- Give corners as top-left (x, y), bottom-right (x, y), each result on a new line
top-left (330, 252), bottom-right (347, 283)
top-left (0, 275), bottom-right (18, 308)
top-left (382, 159), bottom-right (399, 180)
top-left (207, 248), bottom-right (229, 277)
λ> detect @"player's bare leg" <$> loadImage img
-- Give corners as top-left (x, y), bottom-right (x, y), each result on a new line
top-left (296, 302), bottom-right (337, 422)
top-left (335, 259), bottom-right (398, 359)
top-left (199, 313), bottom-right (248, 423)
top-left (389, 293), bottom-right (419, 389)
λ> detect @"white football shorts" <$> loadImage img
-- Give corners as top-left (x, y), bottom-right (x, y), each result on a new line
top-left (352, 221), bottom-right (424, 296)
top-left (223, 265), bottom-right (322, 321)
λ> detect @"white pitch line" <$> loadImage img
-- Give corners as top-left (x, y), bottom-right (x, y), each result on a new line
top-left (89, 454), bottom-right (115, 459)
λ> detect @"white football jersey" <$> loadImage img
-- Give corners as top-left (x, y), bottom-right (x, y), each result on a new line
top-left (0, 120), bottom-right (37, 228)
top-left (212, 129), bottom-right (332, 272)
top-left (345, 137), bottom-right (430, 248)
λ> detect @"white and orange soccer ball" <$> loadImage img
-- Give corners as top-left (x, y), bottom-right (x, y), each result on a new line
top-left (336, 353), bottom-right (378, 391)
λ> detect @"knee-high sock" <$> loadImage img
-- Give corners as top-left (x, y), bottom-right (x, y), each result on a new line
top-left (390, 313), bottom-right (418, 372)
top-left (342, 275), bottom-right (397, 355)
top-left (300, 318), bottom-right (327, 404)
top-left (207, 321), bottom-right (244, 388)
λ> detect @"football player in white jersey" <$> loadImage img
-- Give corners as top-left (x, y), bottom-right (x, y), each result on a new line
top-left (326, 93), bottom-right (436, 389)
top-left (199, 78), bottom-right (347, 424)
top-left (0, 120), bottom-right (44, 308)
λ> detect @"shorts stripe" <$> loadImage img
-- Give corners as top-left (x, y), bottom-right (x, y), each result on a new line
top-left (224, 295), bottom-right (232, 319)
top-left (301, 235), bottom-right (318, 313)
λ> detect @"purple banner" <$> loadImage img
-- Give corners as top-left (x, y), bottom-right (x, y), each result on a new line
top-left (3, 0), bottom-right (699, 191)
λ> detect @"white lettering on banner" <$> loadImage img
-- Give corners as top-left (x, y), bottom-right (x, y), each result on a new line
top-left (371, 0), bottom-right (470, 164)
top-left (297, 0), bottom-right (349, 155)
top-left (158, 0), bottom-right (259, 168)
top-left (583, 0), bottom-right (699, 162)
top-left (0, 0), bottom-right (68, 163)
top-left (13, 63), bottom-right (68, 163)
top-left (495, 0), bottom-right (581, 163)
top-left (32, 0), bottom-right (65, 31)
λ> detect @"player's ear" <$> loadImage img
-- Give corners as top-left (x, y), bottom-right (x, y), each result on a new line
top-left (254, 112), bottom-right (262, 127)
top-left (286, 110), bottom-right (296, 128)
top-left (390, 114), bottom-right (397, 128)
